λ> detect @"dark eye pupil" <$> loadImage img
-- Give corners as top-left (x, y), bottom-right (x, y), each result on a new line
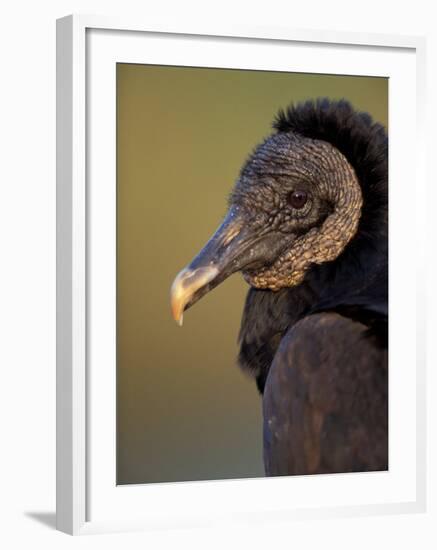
top-left (288, 190), bottom-right (308, 209)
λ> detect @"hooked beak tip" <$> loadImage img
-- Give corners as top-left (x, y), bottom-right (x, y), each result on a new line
top-left (170, 265), bottom-right (219, 326)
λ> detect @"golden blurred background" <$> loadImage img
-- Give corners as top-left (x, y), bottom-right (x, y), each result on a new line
top-left (116, 64), bottom-right (388, 484)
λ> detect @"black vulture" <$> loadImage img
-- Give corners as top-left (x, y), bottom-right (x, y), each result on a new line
top-left (170, 99), bottom-right (388, 476)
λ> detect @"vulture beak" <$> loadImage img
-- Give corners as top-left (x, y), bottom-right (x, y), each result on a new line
top-left (170, 207), bottom-right (286, 325)
top-left (170, 208), bottom-right (247, 326)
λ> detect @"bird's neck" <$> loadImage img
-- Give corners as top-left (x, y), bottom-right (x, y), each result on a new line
top-left (238, 231), bottom-right (387, 393)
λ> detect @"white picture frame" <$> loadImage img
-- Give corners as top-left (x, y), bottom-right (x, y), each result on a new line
top-left (56, 14), bottom-right (427, 535)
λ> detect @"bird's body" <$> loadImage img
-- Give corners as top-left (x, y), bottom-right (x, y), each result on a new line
top-left (171, 99), bottom-right (388, 476)
top-left (263, 311), bottom-right (387, 475)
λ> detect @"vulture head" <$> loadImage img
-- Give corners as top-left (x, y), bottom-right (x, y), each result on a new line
top-left (170, 99), bottom-right (387, 328)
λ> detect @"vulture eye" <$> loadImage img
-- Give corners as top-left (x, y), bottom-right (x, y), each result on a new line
top-left (287, 189), bottom-right (308, 210)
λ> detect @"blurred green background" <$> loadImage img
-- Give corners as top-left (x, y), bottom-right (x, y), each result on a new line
top-left (116, 64), bottom-right (388, 484)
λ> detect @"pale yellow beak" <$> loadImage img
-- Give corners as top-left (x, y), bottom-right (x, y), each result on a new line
top-left (170, 266), bottom-right (219, 326)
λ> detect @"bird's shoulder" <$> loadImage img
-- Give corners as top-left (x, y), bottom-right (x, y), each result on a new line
top-left (271, 310), bottom-right (386, 375)
top-left (263, 311), bottom-right (388, 475)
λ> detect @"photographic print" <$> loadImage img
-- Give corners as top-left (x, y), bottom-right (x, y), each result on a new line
top-left (116, 64), bottom-right (388, 485)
